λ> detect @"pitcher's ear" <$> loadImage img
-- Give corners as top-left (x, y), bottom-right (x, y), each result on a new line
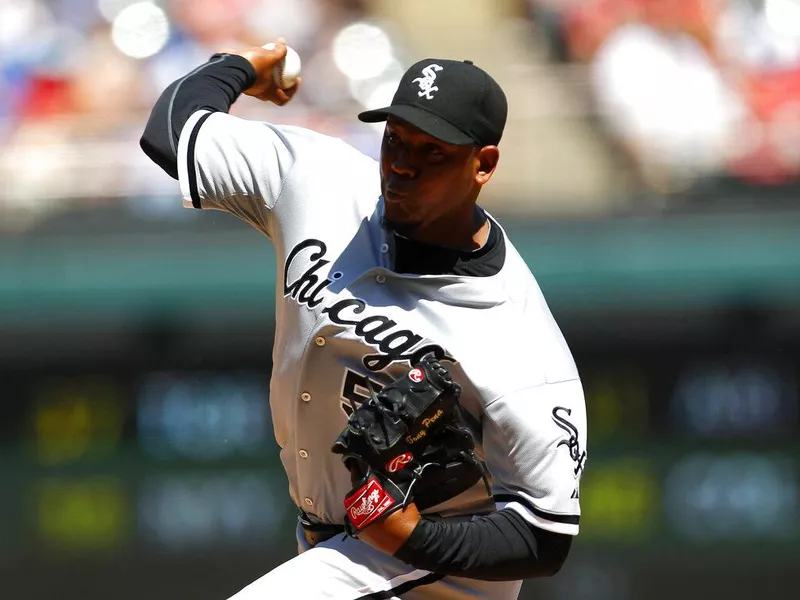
top-left (475, 146), bottom-right (499, 186)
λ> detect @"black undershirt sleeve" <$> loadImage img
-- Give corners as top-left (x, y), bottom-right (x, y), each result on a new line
top-left (393, 509), bottom-right (572, 581)
top-left (139, 53), bottom-right (256, 179)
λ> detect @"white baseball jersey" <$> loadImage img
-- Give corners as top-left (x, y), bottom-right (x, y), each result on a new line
top-left (176, 108), bottom-right (587, 598)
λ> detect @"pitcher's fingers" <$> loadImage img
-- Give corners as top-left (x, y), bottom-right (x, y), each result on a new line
top-left (264, 39), bottom-right (287, 58)
top-left (275, 88), bottom-right (291, 105)
top-left (283, 78), bottom-right (302, 99)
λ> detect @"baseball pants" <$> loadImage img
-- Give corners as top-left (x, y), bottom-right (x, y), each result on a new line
top-left (225, 522), bottom-right (523, 599)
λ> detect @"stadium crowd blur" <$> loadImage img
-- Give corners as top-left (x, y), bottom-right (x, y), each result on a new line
top-left (4, 0), bottom-right (800, 229)
top-left (3, 5), bottom-right (799, 599)
top-left (0, 0), bottom-right (389, 229)
top-left (526, 0), bottom-right (800, 195)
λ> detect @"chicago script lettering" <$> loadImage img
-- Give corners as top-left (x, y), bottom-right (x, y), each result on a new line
top-left (324, 299), bottom-right (427, 371)
top-left (285, 238), bottom-right (454, 371)
top-left (283, 239), bottom-right (341, 308)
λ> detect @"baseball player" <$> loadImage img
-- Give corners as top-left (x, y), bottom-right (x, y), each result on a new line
top-left (140, 40), bottom-right (587, 600)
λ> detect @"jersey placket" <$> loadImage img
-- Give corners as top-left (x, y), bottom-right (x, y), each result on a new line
top-left (287, 240), bottom-right (393, 521)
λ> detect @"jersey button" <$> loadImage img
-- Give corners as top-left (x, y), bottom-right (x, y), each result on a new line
top-left (301, 392), bottom-right (311, 402)
top-left (304, 497), bottom-right (313, 507)
top-left (299, 449), bottom-right (309, 458)
top-left (376, 274), bottom-right (386, 284)
top-left (314, 336), bottom-right (326, 347)
top-left (380, 243), bottom-right (389, 254)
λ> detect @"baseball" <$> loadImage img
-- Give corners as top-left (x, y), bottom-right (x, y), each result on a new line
top-left (262, 42), bottom-right (301, 89)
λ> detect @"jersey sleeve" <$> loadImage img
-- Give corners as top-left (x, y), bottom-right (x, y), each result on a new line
top-left (483, 379), bottom-right (588, 536)
top-left (176, 109), bottom-right (300, 236)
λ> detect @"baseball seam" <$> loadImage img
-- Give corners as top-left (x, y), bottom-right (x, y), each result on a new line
top-left (275, 61), bottom-right (285, 88)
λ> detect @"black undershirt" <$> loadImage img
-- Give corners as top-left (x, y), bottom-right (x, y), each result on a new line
top-left (395, 509), bottom-right (572, 581)
top-left (140, 53), bottom-right (256, 180)
top-left (388, 185), bottom-right (574, 581)
top-left (139, 54), bottom-right (571, 581)
top-left (389, 215), bottom-right (574, 581)
top-left (392, 215), bottom-right (506, 277)
top-left (138, 51), bottom-right (509, 280)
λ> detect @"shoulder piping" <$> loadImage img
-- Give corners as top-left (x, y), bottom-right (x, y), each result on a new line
top-left (186, 111), bottom-right (215, 208)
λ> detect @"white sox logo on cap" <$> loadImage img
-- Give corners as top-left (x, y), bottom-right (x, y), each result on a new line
top-left (408, 368), bottom-right (425, 383)
top-left (412, 64), bottom-right (443, 100)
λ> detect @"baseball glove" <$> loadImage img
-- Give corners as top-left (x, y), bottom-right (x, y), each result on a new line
top-left (331, 354), bottom-right (489, 535)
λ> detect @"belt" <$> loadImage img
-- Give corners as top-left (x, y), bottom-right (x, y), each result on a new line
top-left (298, 512), bottom-right (346, 548)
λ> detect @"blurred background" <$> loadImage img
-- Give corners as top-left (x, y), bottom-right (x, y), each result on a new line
top-left (1, 0), bottom-right (799, 599)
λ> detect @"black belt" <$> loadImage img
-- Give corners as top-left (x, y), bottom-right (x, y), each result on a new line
top-left (298, 512), bottom-right (346, 548)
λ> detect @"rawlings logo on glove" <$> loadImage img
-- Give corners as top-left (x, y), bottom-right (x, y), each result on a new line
top-left (344, 478), bottom-right (396, 530)
top-left (331, 354), bottom-right (489, 535)
top-left (408, 368), bottom-right (425, 383)
top-left (385, 452), bottom-right (414, 473)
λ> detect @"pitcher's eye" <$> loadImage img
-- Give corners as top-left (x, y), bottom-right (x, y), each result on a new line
top-left (424, 144), bottom-right (445, 161)
top-left (425, 145), bottom-right (443, 156)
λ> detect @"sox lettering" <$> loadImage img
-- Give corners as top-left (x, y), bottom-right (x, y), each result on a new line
top-left (412, 64), bottom-right (443, 100)
top-left (285, 239), bottom-right (453, 371)
top-left (551, 406), bottom-right (587, 476)
top-left (147, 49), bottom-right (588, 598)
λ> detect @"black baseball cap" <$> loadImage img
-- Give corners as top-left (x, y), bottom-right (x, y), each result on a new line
top-left (358, 58), bottom-right (508, 147)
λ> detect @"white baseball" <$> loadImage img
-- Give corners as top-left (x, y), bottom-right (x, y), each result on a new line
top-left (262, 42), bottom-right (301, 89)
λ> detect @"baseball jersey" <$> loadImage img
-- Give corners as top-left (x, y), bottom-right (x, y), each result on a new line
top-left (176, 109), bottom-right (588, 536)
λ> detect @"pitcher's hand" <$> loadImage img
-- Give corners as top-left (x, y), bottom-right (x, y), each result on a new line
top-left (227, 39), bottom-right (301, 105)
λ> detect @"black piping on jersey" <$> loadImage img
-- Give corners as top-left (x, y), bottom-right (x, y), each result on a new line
top-left (494, 493), bottom-right (580, 525)
top-left (354, 572), bottom-right (445, 599)
top-left (166, 55), bottom-right (228, 156)
top-left (186, 112), bottom-right (215, 209)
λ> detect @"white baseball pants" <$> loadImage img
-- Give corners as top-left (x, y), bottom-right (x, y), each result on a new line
top-left (225, 523), bottom-right (523, 599)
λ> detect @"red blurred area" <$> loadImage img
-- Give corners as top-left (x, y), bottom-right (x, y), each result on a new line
top-left (729, 67), bottom-right (800, 184)
top-left (554, 0), bottom-right (800, 188)
top-left (18, 75), bottom-right (76, 120)
top-left (562, 0), bottom-right (716, 60)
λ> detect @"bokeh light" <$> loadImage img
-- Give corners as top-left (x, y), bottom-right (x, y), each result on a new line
top-left (332, 22), bottom-right (394, 81)
top-left (110, 1), bottom-right (169, 59)
top-left (97, 0), bottom-right (140, 23)
top-left (2, 2), bottom-right (800, 600)
top-left (765, 0), bottom-right (800, 37)
top-left (0, 0), bottom-right (52, 50)
top-left (347, 57), bottom-right (403, 110)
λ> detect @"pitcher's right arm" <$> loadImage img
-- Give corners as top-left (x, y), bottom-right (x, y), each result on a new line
top-left (139, 42), bottom-right (300, 235)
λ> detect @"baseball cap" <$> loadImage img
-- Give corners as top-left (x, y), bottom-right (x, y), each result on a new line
top-left (358, 58), bottom-right (508, 147)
